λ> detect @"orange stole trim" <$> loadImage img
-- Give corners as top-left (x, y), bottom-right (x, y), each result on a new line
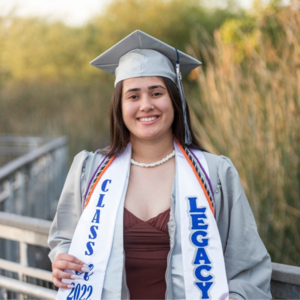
top-left (84, 156), bottom-right (116, 209)
top-left (175, 140), bottom-right (215, 216)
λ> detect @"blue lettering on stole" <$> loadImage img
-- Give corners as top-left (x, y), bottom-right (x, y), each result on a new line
top-left (189, 197), bottom-right (206, 213)
top-left (195, 265), bottom-right (213, 281)
top-left (97, 194), bottom-right (105, 207)
top-left (75, 264), bottom-right (94, 281)
top-left (190, 215), bottom-right (208, 230)
top-left (193, 248), bottom-right (211, 265)
top-left (85, 241), bottom-right (95, 256)
top-left (195, 282), bottom-right (213, 299)
top-left (101, 179), bottom-right (111, 192)
top-left (91, 209), bottom-right (101, 223)
top-left (84, 179), bottom-right (112, 259)
top-left (191, 231), bottom-right (209, 247)
top-left (187, 197), bottom-right (214, 299)
top-left (88, 225), bottom-right (98, 239)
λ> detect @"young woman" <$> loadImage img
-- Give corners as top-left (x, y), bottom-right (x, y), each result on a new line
top-left (48, 30), bottom-right (272, 300)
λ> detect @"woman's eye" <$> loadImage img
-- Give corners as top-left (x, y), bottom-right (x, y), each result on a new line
top-left (129, 95), bottom-right (138, 99)
top-left (152, 92), bottom-right (162, 97)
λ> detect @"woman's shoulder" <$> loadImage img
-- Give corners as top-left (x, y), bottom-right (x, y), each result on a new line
top-left (200, 151), bottom-right (241, 198)
top-left (71, 149), bottom-right (105, 171)
top-left (70, 150), bottom-right (106, 204)
top-left (69, 150), bottom-right (105, 183)
top-left (73, 149), bottom-right (103, 162)
top-left (201, 151), bottom-right (239, 177)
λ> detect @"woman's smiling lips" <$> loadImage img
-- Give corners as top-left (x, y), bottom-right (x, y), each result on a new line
top-left (137, 115), bottom-right (160, 124)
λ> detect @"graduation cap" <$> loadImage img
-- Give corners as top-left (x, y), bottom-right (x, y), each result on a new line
top-left (90, 30), bottom-right (202, 145)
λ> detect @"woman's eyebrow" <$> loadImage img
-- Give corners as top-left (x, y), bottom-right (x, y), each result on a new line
top-left (125, 85), bottom-right (165, 94)
top-left (125, 88), bottom-right (140, 94)
top-left (148, 85), bottom-right (166, 90)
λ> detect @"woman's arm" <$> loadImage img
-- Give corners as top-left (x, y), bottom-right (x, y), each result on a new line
top-left (217, 156), bottom-right (272, 299)
top-left (48, 151), bottom-right (89, 261)
top-left (203, 152), bottom-right (272, 299)
top-left (48, 150), bottom-right (97, 287)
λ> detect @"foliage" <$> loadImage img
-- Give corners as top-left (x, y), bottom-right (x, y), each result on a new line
top-left (0, 0), bottom-right (240, 156)
top-left (189, 4), bottom-right (300, 265)
top-left (88, 0), bottom-right (240, 51)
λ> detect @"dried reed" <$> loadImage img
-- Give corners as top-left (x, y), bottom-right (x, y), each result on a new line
top-left (188, 6), bottom-right (300, 264)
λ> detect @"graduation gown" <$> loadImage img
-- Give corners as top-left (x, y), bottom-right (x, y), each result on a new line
top-left (48, 150), bottom-right (272, 299)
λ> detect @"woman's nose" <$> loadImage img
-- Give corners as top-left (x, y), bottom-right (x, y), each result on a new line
top-left (140, 95), bottom-right (154, 111)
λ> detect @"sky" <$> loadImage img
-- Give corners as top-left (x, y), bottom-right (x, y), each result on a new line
top-left (0, 0), bottom-right (290, 27)
top-left (0, 0), bottom-right (113, 26)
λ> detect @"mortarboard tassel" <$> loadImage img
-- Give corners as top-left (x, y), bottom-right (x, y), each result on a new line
top-left (175, 48), bottom-right (192, 145)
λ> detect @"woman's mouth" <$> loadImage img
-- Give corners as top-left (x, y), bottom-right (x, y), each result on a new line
top-left (138, 116), bottom-right (159, 122)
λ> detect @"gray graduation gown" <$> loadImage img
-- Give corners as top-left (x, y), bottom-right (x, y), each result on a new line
top-left (48, 150), bottom-right (272, 300)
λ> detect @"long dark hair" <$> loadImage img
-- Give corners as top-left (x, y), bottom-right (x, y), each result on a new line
top-left (99, 77), bottom-right (206, 157)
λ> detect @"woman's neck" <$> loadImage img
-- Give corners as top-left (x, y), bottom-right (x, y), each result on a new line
top-left (130, 134), bottom-right (174, 163)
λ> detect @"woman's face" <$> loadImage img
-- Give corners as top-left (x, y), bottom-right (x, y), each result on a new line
top-left (122, 76), bottom-right (174, 143)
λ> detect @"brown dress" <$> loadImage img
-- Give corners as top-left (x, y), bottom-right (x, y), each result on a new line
top-left (124, 207), bottom-right (170, 300)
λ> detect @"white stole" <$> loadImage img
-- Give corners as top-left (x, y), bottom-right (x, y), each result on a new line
top-left (175, 142), bottom-right (228, 299)
top-left (57, 142), bottom-right (228, 300)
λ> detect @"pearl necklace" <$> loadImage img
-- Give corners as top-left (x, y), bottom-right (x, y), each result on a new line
top-left (131, 150), bottom-right (175, 168)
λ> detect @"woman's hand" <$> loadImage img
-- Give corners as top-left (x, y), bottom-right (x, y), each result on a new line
top-left (52, 253), bottom-right (90, 289)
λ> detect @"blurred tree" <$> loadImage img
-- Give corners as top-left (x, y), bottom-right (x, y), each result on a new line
top-left (88, 0), bottom-right (241, 57)
top-left (0, 0), bottom-right (242, 85)
top-left (190, 2), bottom-right (300, 264)
top-left (0, 0), bottom-right (242, 156)
top-left (0, 17), bottom-right (98, 84)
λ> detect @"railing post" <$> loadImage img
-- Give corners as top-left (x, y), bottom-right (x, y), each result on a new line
top-left (18, 242), bottom-right (28, 300)
top-left (0, 287), bottom-right (8, 300)
top-left (27, 163), bottom-right (34, 217)
top-left (5, 177), bottom-right (15, 261)
top-left (18, 170), bottom-right (26, 216)
top-left (19, 242), bottom-right (28, 267)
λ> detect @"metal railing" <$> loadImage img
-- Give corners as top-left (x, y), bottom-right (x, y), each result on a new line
top-left (271, 263), bottom-right (300, 298)
top-left (0, 211), bottom-right (56, 299)
top-left (0, 135), bottom-right (68, 299)
top-left (0, 135), bottom-right (68, 219)
top-left (0, 135), bottom-right (51, 166)
top-left (0, 211), bottom-right (299, 299)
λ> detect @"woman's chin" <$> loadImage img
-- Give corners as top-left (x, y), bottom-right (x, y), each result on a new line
top-left (131, 134), bottom-right (160, 142)
top-left (130, 131), bottom-right (173, 143)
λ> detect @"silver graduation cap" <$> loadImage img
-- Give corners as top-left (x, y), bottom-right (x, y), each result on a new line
top-left (90, 30), bottom-right (202, 145)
